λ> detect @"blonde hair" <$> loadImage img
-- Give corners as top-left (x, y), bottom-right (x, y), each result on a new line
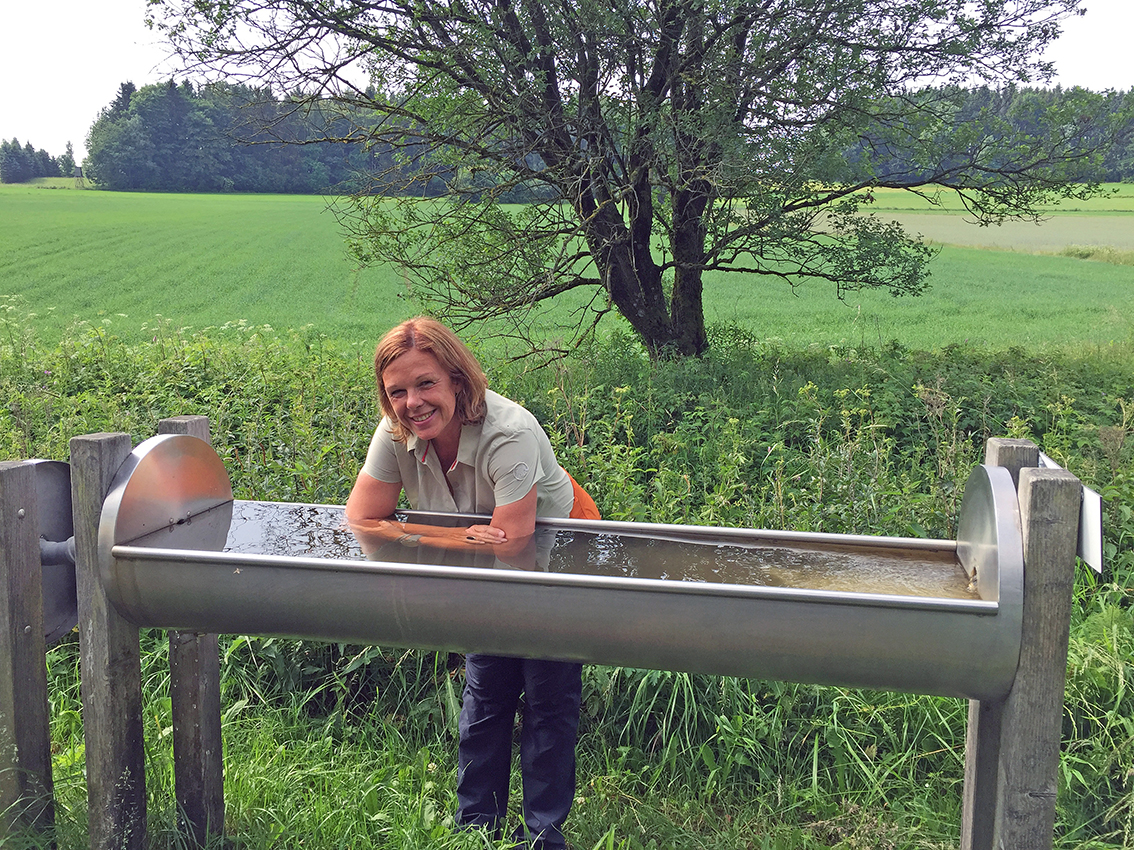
top-left (374, 317), bottom-right (488, 442)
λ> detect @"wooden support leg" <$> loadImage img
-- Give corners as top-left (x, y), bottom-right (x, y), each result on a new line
top-left (158, 416), bottom-right (225, 846)
top-left (997, 466), bottom-right (1079, 847)
top-left (71, 433), bottom-right (145, 850)
top-left (961, 698), bottom-right (1003, 850)
top-left (961, 440), bottom-right (1078, 850)
top-left (0, 461), bottom-right (54, 839)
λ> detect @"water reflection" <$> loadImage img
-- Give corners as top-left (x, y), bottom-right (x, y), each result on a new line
top-left (224, 500), bottom-right (976, 600)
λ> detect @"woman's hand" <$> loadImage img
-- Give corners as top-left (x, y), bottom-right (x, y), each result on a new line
top-left (464, 524), bottom-right (507, 544)
top-left (346, 516), bottom-right (400, 538)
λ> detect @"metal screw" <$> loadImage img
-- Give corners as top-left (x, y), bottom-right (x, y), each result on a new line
top-left (17, 509), bottom-right (25, 519)
top-left (24, 625), bottom-right (31, 634)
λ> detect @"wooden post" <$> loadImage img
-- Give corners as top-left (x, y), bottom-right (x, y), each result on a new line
top-left (71, 433), bottom-right (146, 850)
top-left (157, 416), bottom-right (225, 846)
top-left (983, 437), bottom-right (1040, 490)
top-left (960, 698), bottom-right (1002, 850)
top-left (961, 438), bottom-right (1041, 849)
top-left (997, 466), bottom-right (1079, 846)
top-left (0, 461), bottom-right (54, 838)
top-left (961, 439), bottom-right (1078, 850)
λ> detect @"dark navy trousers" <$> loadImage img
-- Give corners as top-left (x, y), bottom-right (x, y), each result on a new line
top-left (456, 654), bottom-right (583, 848)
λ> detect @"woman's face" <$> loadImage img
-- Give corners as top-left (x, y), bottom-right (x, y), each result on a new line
top-left (382, 347), bottom-right (462, 446)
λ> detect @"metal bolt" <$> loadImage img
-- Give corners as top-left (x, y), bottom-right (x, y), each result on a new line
top-left (24, 625), bottom-right (31, 634)
top-left (17, 508), bottom-right (25, 519)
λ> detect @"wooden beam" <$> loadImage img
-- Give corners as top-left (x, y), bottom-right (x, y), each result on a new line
top-left (71, 432), bottom-right (145, 850)
top-left (984, 438), bottom-right (1040, 490)
top-left (997, 466), bottom-right (1080, 847)
top-left (961, 438), bottom-right (1041, 849)
top-left (962, 442), bottom-right (1079, 850)
top-left (157, 416), bottom-right (225, 846)
top-left (0, 461), bottom-right (54, 838)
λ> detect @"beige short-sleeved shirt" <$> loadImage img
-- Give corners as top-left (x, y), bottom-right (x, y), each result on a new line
top-left (361, 390), bottom-right (574, 519)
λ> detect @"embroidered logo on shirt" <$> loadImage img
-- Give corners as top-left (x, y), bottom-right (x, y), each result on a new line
top-left (511, 462), bottom-right (529, 481)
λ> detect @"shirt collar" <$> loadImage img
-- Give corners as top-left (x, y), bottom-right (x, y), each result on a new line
top-left (407, 422), bottom-right (482, 472)
top-left (405, 431), bottom-right (429, 462)
top-left (454, 421), bottom-right (482, 469)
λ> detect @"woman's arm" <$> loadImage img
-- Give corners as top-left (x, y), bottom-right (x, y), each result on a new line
top-left (345, 472), bottom-right (484, 547)
top-left (348, 516), bottom-right (504, 547)
top-left (345, 470), bottom-right (524, 547)
top-left (349, 486), bottom-right (537, 551)
top-left (480, 484), bottom-right (537, 542)
top-left (344, 460), bottom-right (539, 553)
top-left (345, 471), bottom-right (402, 523)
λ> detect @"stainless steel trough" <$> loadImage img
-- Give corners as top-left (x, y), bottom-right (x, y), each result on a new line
top-left (98, 435), bottom-right (1024, 701)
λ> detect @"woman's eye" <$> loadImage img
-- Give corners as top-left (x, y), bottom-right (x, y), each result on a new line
top-left (389, 389), bottom-right (405, 399)
top-left (419, 380), bottom-right (435, 389)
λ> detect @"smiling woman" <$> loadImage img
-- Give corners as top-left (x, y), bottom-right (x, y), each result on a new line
top-left (343, 315), bottom-right (599, 850)
top-left (345, 316), bottom-right (584, 541)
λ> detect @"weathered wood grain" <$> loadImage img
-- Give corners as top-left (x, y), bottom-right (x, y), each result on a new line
top-left (72, 432), bottom-right (145, 850)
top-left (157, 416), bottom-right (225, 846)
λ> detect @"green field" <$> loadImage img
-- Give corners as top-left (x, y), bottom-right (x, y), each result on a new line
top-left (865, 183), bottom-right (1134, 254)
top-left (0, 182), bottom-right (412, 345)
top-left (3, 180), bottom-right (1132, 351)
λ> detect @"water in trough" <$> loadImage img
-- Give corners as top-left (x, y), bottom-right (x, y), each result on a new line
top-left (224, 501), bottom-right (976, 601)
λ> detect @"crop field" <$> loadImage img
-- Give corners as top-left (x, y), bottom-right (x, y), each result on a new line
top-left (865, 182), bottom-right (1134, 252)
top-left (0, 182), bottom-right (412, 345)
top-left (3, 179), bottom-right (1132, 352)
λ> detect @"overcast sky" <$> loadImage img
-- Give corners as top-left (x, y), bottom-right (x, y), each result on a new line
top-left (2, 0), bottom-right (1131, 160)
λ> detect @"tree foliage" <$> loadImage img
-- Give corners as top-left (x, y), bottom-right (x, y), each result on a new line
top-left (148, 0), bottom-right (1126, 356)
top-left (0, 138), bottom-right (62, 183)
top-left (58, 142), bottom-right (76, 178)
top-left (84, 79), bottom-right (407, 193)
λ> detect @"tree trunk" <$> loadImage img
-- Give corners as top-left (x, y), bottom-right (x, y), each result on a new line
top-left (600, 239), bottom-right (681, 357)
top-left (669, 183), bottom-right (711, 357)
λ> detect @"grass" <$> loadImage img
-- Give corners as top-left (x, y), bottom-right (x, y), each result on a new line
top-left (0, 183), bottom-right (414, 344)
top-left (865, 182), bottom-right (1134, 214)
top-left (3, 181), bottom-right (1133, 352)
top-left (708, 246), bottom-right (1134, 351)
top-left (1060, 245), bottom-right (1134, 266)
top-left (4, 309), bottom-right (1132, 849)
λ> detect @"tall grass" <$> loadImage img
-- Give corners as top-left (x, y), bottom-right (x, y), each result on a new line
top-left (4, 304), bottom-right (1133, 848)
top-left (1060, 245), bottom-right (1134, 266)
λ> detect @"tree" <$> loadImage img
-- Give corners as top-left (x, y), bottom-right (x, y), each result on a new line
top-left (86, 107), bottom-right (159, 190)
top-left (0, 138), bottom-right (27, 183)
top-left (83, 79), bottom-right (397, 193)
top-left (59, 141), bottom-right (76, 178)
top-left (0, 138), bottom-right (60, 182)
top-left (148, 0), bottom-right (1122, 357)
top-left (109, 82), bottom-right (137, 120)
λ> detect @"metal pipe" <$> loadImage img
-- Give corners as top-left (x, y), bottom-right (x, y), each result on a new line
top-left (30, 459), bottom-right (77, 645)
top-left (39, 537), bottom-right (75, 567)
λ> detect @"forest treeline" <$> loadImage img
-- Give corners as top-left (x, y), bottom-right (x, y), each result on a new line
top-left (79, 81), bottom-right (417, 194)
top-left (4, 79), bottom-right (1133, 193)
top-left (0, 138), bottom-right (75, 183)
